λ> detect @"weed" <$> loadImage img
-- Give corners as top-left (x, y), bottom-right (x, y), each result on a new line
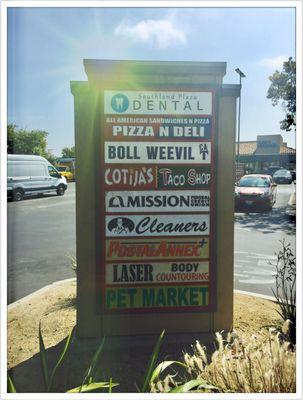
top-left (270, 240), bottom-right (296, 344)
top-left (160, 330), bottom-right (296, 393)
top-left (66, 254), bottom-right (77, 274)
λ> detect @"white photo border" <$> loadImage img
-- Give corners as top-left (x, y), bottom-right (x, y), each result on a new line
top-left (1, 1), bottom-right (302, 399)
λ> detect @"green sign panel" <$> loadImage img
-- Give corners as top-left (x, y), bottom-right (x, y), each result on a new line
top-left (106, 285), bottom-right (209, 310)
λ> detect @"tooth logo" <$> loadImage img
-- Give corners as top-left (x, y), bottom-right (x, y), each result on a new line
top-left (111, 93), bottom-right (129, 113)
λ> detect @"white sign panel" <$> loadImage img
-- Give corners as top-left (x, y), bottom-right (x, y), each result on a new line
top-left (105, 214), bottom-right (210, 237)
top-left (104, 90), bottom-right (212, 115)
top-left (105, 190), bottom-right (210, 213)
top-left (106, 261), bottom-right (209, 285)
top-left (105, 142), bottom-right (211, 164)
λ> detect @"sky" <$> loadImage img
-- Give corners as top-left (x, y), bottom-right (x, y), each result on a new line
top-left (7, 6), bottom-right (296, 156)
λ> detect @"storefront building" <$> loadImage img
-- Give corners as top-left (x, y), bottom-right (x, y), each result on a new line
top-left (236, 134), bottom-right (296, 173)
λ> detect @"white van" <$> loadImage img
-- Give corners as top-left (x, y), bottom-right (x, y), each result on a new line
top-left (7, 154), bottom-right (68, 201)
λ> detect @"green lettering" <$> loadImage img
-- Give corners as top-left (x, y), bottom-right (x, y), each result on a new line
top-left (200, 287), bottom-right (208, 305)
top-left (117, 289), bottom-right (127, 308)
top-left (178, 287), bottom-right (188, 305)
top-left (143, 288), bottom-right (155, 306)
top-left (156, 288), bottom-right (166, 307)
top-left (106, 289), bottom-right (116, 309)
top-left (190, 287), bottom-right (199, 305)
top-left (167, 288), bottom-right (177, 306)
top-left (128, 288), bottom-right (137, 307)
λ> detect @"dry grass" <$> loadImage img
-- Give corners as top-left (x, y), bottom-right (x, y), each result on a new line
top-left (152, 324), bottom-right (296, 393)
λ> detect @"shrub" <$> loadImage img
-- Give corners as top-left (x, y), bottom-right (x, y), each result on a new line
top-left (271, 240), bottom-right (296, 344)
top-left (67, 254), bottom-right (77, 274)
top-left (152, 330), bottom-right (295, 393)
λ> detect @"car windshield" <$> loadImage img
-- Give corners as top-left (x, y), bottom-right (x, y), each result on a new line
top-left (56, 166), bottom-right (67, 171)
top-left (238, 176), bottom-right (270, 188)
top-left (274, 170), bottom-right (290, 176)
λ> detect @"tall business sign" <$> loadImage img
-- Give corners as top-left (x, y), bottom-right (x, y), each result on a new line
top-left (102, 90), bottom-right (215, 313)
top-left (71, 60), bottom-right (239, 338)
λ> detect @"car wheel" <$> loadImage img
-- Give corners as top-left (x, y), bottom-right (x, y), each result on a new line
top-left (56, 185), bottom-right (66, 196)
top-left (13, 188), bottom-right (24, 201)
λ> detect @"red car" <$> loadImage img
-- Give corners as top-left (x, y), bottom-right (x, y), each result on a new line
top-left (235, 174), bottom-right (277, 212)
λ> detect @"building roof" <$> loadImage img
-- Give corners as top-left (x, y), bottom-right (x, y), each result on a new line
top-left (280, 145), bottom-right (296, 154)
top-left (236, 141), bottom-right (296, 156)
top-left (237, 141), bottom-right (257, 155)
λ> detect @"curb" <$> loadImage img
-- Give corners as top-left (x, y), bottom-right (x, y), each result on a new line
top-left (234, 289), bottom-right (277, 303)
top-left (8, 279), bottom-right (277, 310)
top-left (8, 277), bottom-right (76, 311)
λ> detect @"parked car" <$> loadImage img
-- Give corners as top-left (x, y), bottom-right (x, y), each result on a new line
top-left (55, 157), bottom-right (76, 180)
top-left (7, 154), bottom-right (67, 201)
top-left (235, 174), bottom-right (277, 211)
top-left (55, 165), bottom-right (75, 181)
top-left (273, 169), bottom-right (293, 184)
top-left (266, 166), bottom-right (282, 176)
top-left (285, 186), bottom-right (296, 221)
top-left (289, 170), bottom-right (296, 182)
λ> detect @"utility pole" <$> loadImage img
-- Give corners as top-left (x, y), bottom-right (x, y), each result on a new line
top-left (235, 68), bottom-right (246, 163)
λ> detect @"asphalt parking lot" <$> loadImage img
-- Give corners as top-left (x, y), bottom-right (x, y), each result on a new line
top-left (234, 182), bottom-right (295, 297)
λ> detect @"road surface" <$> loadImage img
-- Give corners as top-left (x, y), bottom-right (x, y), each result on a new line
top-left (7, 186), bottom-right (76, 304)
top-left (7, 182), bottom-right (295, 303)
top-left (234, 183), bottom-right (295, 297)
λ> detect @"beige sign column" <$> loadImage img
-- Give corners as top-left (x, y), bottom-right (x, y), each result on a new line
top-left (70, 82), bottom-right (102, 337)
top-left (214, 85), bottom-right (240, 331)
top-left (71, 61), bottom-right (240, 338)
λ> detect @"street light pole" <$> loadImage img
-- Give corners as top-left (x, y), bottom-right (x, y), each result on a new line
top-left (235, 68), bottom-right (246, 164)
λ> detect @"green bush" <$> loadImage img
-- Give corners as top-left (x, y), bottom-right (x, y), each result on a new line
top-left (271, 240), bottom-right (296, 344)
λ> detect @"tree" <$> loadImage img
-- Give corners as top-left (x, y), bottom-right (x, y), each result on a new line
top-left (61, 146), bottom-right (75, 158)
top-left (7, 124), bottom-right (17, 153)
top-left (7, 124), bottom-right (55, 163)
top-left (267, 57), bottom-right (296, 131)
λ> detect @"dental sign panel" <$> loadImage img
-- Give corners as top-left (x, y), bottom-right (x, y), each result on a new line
top-left (102, 89), bottom-right (215, 313)
top-left (104, 91), bottom-right (212, 115)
